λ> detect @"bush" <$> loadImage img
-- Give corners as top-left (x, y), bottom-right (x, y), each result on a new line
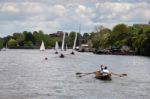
top-left (0, 41), bottom-right (3, 50)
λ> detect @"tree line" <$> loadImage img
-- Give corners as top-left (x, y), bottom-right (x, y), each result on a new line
top-left (0, 23), bottom-right (150, 56)
top-left (0, 30), bottom-right (83, 49)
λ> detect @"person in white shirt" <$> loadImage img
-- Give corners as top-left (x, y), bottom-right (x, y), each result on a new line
top-left (102, 66), bottom-right (109, 75)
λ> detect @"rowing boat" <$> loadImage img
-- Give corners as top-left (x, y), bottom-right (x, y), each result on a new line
top-left (95, 70), bottom-right (112, 80)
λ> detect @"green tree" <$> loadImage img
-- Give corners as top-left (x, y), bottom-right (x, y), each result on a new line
top-left (23, 31), bottom-right (35, 45)
top-left (24, 41), bottom-right (33, 48)
top-left (50, 37), bottom-right (61, 48)
top-left (13, 33), bottom-right (25, 47)
top-left (66, 31), bottom-right (76, 47)
top-left (138, 30), bottom-right (150, 56)
top-left (83, 33), bottom-right (90, 43)
top-left (91, 28), bottom-right (111, 49)
top-left (3, 35), bottom-right (12, 47)
top-left (89, 32), bottom-right (96, 39)
top-left (0, 39), bottom-right (3, 50)
top-left (109, 24), bottom-right (129, 46)
top-left (43, 34), bottom-right (51, 48)
top-left (33, 31), bottom-right (43, 46)
top-left (8, 38), bottom-right (17, 48)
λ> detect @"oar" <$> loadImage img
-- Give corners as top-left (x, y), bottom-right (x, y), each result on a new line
top-left (111, 72), bottom-right (127, 77)
top-left (76, 72), bottom-right (96, 77)
top-left (76, 72), bottom-right (96, 75)
top-left (76, 72), bottom-right (83, 75)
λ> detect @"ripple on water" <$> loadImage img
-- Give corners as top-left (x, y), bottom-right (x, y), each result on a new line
top-left (0, 49), bottom-right (150, 99)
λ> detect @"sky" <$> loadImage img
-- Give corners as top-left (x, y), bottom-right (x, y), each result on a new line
top-left (0, 0), bottom-right (150, 37)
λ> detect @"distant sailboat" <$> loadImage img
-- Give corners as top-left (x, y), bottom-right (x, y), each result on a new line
top-left (5, 43), bottom-right (8, 50)
top-left (55, 41), bottom-right (59, 50)
top-left (64, 44), bottom-right (68, 51)
top-left (6, 43), bottom-right (8, 49)
top-left (40, 40), bottom-right (45, 51)
top-left (55, 41), bottom-right (59, 54)
top-left (61, 32), bottom-right (66, 51)
top-left (66, 44), bottom-right (68, 50)
top-left (2, 43), bottom-right (8, 51)
top-left (73, 32), bottom-right (77, 50)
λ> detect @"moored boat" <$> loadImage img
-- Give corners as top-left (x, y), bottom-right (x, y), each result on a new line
top-left (95, 70), bottom-right (112, 80)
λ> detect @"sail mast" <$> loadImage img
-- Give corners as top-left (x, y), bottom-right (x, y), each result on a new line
top-left (61, 32), bottom-right (65, 51)
top-left (66, 44), bottom-right (68, 49)
top-left (73, 24), bottom-right (81, 50)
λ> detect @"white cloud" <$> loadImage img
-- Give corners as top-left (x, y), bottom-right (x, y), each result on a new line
top-left (22, 2), bottom-right (43, 14)
top-left (94, 2), bottom-right (150, 22)
top-left (0, 0), bottom-right (150, 37)
top-left (48, 5), bottom-right (67, 17)
top-left (0, 3), bottom-right (19, 13)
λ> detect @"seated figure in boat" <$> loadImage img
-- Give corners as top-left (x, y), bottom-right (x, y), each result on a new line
top-left (100, 65), bottom-right (104, 71)
top-left (97, 65), bottom-right (104, 74)
top-left (71, 51), bottom-right (75, 55)
top-left (102, 66), bottom-right (110, 76)
top-left (60, 53), bottom-right (64, 58)
top-left (97, 65), bottom-right (110, 75)
top-left (95, 66), bottom-right (111, 80)
top-left (95, 65), bottom-right (104, 76)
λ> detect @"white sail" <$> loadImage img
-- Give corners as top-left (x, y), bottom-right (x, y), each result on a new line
top-left (73, 32), bottom-right (77, 50)
top-left (6, 43), bottom-right (8, 49)
top-left (66, 44), bottom-right (68, 49)
top-left (5, 43), bottom-right (8, 50)
top-left (40, 40), bottom-right (45, 51)
top-left (73, 24), bottom-right (81, 49)
top-left (55, 41), bottom-right (59, 50)
top-left (61, 32), bottom-right (65, 51)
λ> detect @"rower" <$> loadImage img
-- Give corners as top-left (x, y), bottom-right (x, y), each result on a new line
top-left (95, 70), bottom-right (101, 77)
top-left (97, 65), bottom-right (104, 75)
top-left (102, 66), bottom-right (110, 75)
top-left (100, 65), bottom-right (104, 71)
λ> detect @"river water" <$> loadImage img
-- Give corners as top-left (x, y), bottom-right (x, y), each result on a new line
top-left (0, 49), bottom-right (150, 99)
